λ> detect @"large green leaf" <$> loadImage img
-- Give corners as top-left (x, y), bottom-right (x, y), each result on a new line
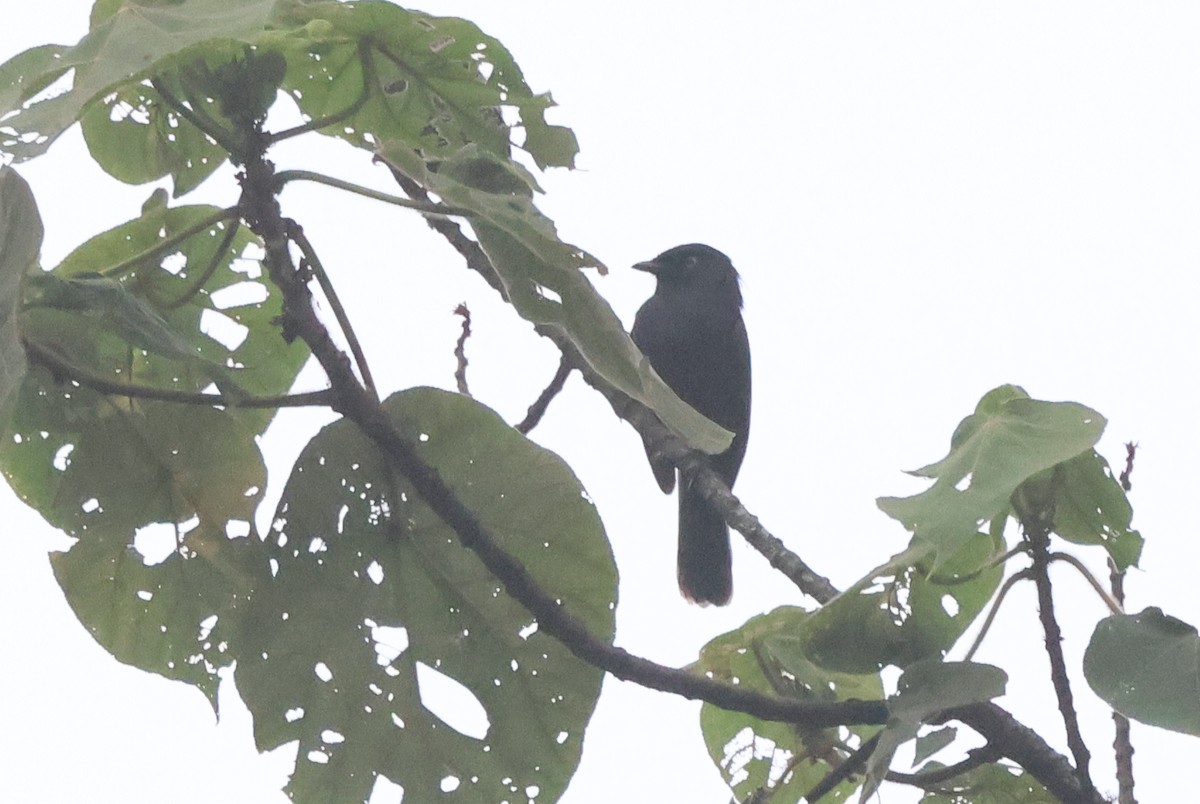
top-left (272, 0), bottom-right (577, 168)
top-left (37, 194), bottom-right (308, 433)
top-left (878, 385), bottom-right (1105, 564)
top-left (0, 0), bottom-right (287, 160)
top-left (1084, 607), bottom-right (1200, 736)
top-left (697, 607), bottom-right (884, 803)
top-left (1, 381), bottom-right (268, 708)
top-left (2, 0), bottom-right (577, 172)
top-left (235, 388), bottom-right (616, 803)
top-left (0, 167), bottom-right (40, 427)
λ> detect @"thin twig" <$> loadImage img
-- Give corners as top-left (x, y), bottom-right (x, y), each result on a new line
top-left (886, 744), bottom-right (1003, 789)
top-left (287, 220), bottom-right (378, 403)
top-left (1108, 557), bottom-right (1137, 804)
top-left (1119, 442), bottom-right (1137, 491)
top-left (452, 303), bottom-right (472, 396)
top-left (803, 733), bottom-right (879, 802)
top-left (25, 338), bottom-right (334, 409)
top-left (515, 354), bottom-right (572, 434)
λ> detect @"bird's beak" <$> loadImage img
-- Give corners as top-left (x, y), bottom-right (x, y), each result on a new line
top-left (633, 260), bottom-right (659, 275)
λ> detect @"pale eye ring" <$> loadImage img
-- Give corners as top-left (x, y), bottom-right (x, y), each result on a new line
top-left (685, 255), bottom-right (698, 268)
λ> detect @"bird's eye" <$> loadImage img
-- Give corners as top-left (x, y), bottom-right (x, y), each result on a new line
top-left (685, 256), bottom-right (698, 268)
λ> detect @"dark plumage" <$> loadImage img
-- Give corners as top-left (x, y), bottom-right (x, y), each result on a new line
top-left (631, 244), bottom-right (751, 605)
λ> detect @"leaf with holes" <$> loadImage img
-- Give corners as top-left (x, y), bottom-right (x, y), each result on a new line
top-left (33, 194), bottom-right (308, 433)
top-left (0, 0), bottom-right (286, 160)
top-left (272, 1), bottom-right (578, 168)
top-left (1, 388), bottom-right (268, 709)
top-left (697, 606), bottom-right (884, 803)
top-left (804, 531), bottom-right (1004, 674)
top-left (235, 387), bottom-right (616, 803)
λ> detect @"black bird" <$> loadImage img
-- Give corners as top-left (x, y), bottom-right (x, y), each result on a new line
top-left (631, 244), bottom-right (751, 605)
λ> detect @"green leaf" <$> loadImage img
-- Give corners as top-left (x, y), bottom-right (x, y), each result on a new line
top-left (878, 385), bottom-right (1105, 564)
top-left (0, 0), bottom-right (286, 160)
top-left (235, 388), bottom-right (616, 803)
top-left (862, 660), bottom-right (1006, 799)
top-left (1084, 607), bottom-right (1200, 736)
top-left (0, 167), bottom-right (40, 427)
top-left (918, 762), bottom-right (1056, 803)
top-left (273, 1), bottom-right (578, 168)
top-left (912, 726), bottom-right (956, 766)
top-left (27, 272), bottom-right (241, 393)
top-left (697, 607), bottom-right (883, 802)
top-left (1, 389), bottom-right (268, 709)
top-left (35, 199), bottom-right (307, 433)
top-left (382, 143), bottom-right (734, 454)
top-left (805, 534), bottom-right (1004, 674)
top-left (1052, 450), bottom-right (1143, 570)
top-left (79, 76), bottom-right (228, 195)
top-left (891, 660), bottom-right (1007, 720)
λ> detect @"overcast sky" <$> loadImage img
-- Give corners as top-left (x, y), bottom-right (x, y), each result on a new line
top-left (3, 2), bottom-right (1199, 803)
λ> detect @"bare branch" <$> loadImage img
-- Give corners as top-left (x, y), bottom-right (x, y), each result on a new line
top-left (1108, 557), bottom-right (1136, 803)
top-left (1024, 519), bottom-right (1097, 797)
top-left (515, 354), bottom-right (571, 434)
top-left (452, 303), bottom-right (472, 396)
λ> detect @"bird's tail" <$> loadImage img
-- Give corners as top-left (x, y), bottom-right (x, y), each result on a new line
top-left (677, 482), bottom-right (733, 606)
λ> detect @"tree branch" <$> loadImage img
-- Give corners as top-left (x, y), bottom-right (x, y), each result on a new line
top-left (1024, 520), bottom-right (1097, 797)
top-left (386, 172), bottom-right (837, 602)
top-left (1108, 558), bottom-right (1137, 804)
top-left (515, 353), bottom-right (571, 434)
top-left (452, 303), bottom-right (472, 396)
top-left (383, 158), bottom-right (1109, 804)
top-left (948, 703), bottom-right (1105, 804)
top-left (885, 744), bottom-right (1003, 789)
top-left (240, 141), bottom-right (890, 733)
top-left (802, 733), bottom-right (879, 802)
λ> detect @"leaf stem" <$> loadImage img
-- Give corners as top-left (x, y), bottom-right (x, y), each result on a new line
top-left (267, 41), bottom-right (374, 144)
top-left (287, 222), bottom-right (378, 403)
top-left (151, 78), bottom-right (243, 159)
top-left (963, 568), bottom-right (1033, 661)
top-left (1047, 553), bottom-right (1124, 615)
top-left (94, 206), bottom-right (239, 279)
top-left (273, 169), bottom-right (465, 216)
top-left (24, 338), bottom-right (333, 409)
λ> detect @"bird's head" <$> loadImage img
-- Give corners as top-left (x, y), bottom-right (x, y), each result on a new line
top-left (633, 243), bottom-right (742, 307)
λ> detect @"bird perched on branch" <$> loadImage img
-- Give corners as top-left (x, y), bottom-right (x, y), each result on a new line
top-left (631, 244), bottom-right (752, 606)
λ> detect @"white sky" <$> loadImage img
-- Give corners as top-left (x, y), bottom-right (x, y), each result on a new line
top-left (2, 2), bottom-right (1199, 802)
